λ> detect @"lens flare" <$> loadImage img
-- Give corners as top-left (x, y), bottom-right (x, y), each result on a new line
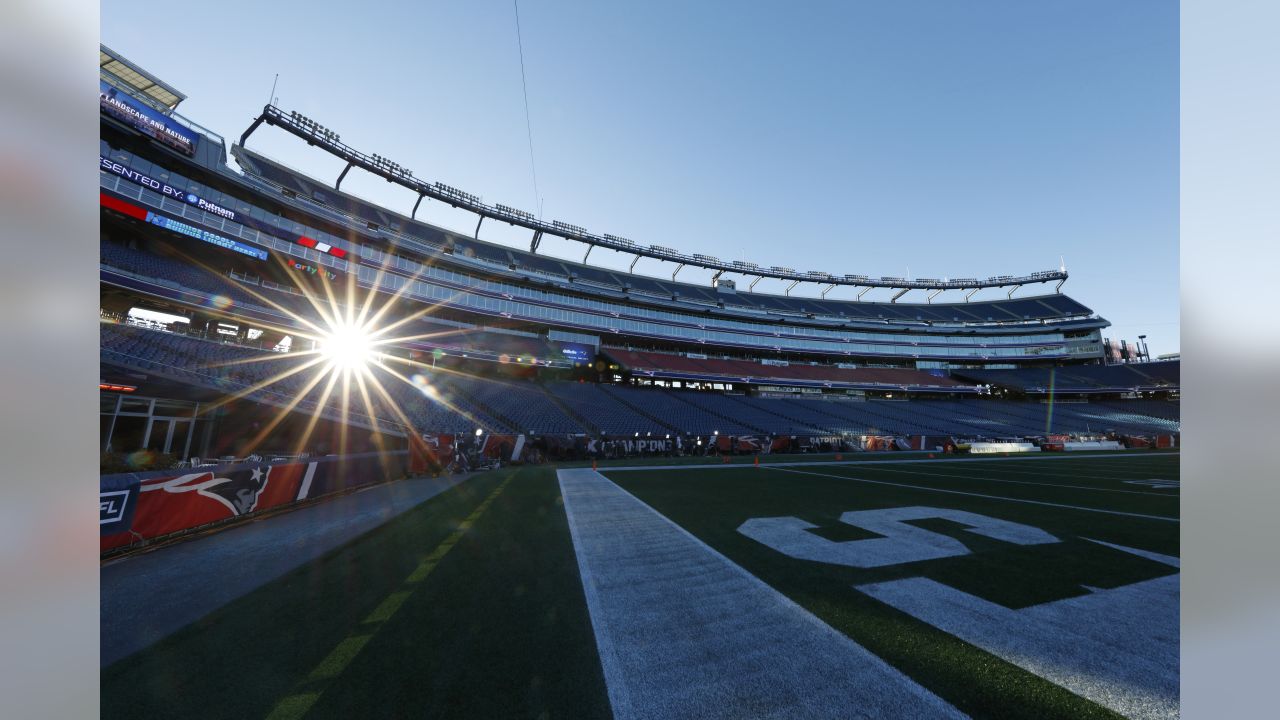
top-left (207, 294), bottom-right (233, 310)
top-left (319, 322), bottom-right (376, 370)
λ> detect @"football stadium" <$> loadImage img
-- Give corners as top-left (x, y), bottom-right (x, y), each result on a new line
top-left (99, 29), bottom-right (1178, 720)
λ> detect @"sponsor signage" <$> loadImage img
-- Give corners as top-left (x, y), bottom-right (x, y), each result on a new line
top-left (100, 156), bottom-right (237, 221)
top-left (290, 260), bottom-right (338, 281)
top-left (556, 341), bottom-right (594, 364)
top-left (102, 166), bottom-right (352, 263)
top-left (968, 442), bottom-right (1041, 454)
top-left (100, 192), bottom-right (267, 260)
top-left (99, 489), bottom-right (131, 525)
top-left (145, 211), bottom-right (268, 260)
top-left (99, 80), bottom-right (198, 156)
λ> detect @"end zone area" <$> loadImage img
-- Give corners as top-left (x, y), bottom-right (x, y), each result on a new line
top-left (604, 452), bottom-right (1179, 719)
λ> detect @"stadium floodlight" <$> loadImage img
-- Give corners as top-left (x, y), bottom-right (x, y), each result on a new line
top-left (475, 428), bottom-right (484, 437)
top-left (435, 182), bottom-right (481, 206)
top-left (553, 220), bottom-right (587, 236)
top-left (691, 253), bottom-right (720, 264)
top-left (603, 234), bottom-right (635, 247)
top-left (496, 204), bottom-right (536, 222)
top-left (771, 266), bottom-right (796, 275)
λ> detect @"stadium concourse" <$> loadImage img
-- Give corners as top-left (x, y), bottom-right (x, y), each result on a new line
top-left (98, 46), bottom-right (1180, 719)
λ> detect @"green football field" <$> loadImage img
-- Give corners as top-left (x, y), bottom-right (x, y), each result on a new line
top-left (102, 451), bottom-right (1179, 719)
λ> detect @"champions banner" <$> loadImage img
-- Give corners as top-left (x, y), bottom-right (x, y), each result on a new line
top-left (100, 80), bottom-right (198, 156)
top-left (100, 452), bottom-right (406, 552)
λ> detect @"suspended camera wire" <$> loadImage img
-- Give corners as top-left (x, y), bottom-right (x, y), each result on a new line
top-left (513, 0), bottom-right (541, 216)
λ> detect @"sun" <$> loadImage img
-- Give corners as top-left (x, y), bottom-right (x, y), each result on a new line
top-left (318, 321), bottom-right (376, 370)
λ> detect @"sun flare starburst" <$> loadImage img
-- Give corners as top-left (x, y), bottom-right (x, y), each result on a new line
top-left (134, 248), bottom-right (499, 462)
top-left (319, 322), bottom-right (377, 371)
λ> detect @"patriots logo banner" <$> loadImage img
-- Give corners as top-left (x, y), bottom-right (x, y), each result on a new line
top-left (101, 462), bottom-right (315, 551)
top-left (715, 435), bottom-right (772, 453)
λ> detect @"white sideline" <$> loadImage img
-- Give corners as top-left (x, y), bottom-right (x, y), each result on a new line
top-left (826, 464), bottom-right (1179, 496)
top-left (558, 468), bottom-right (967, 720)
top-left (769, 467), bottom-right (1179, 522)
top-left (601, 450), bottom-right (1179, 472)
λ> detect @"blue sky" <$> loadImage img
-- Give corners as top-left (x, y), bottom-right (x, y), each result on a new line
top-left (103, 0), bottom-right (1178, 354)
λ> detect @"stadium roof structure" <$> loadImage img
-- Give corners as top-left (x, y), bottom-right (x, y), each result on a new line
top-left (100, 43), bottom-right (186, 112)
top-left (239, 104), bottom-right (1069, 301)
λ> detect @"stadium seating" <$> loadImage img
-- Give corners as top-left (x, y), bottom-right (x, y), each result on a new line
top-left (101, 320), bottom-right (1179, 440)
top-left (100, 140), bottom-right (1175, 448)
top-left (547, 381), bottom-right (659, 436)
top-left (443, 375), bottom-right (584, 435)
top-left (233, 147), bottom-right (1098, 327)
top-left (954, 362), bottom-right (1180, 393)
top-left (604, 348), bottom-right (974, 390)
top-left (599, 385), bottom-right (761, 436)
top-left (100, 241), bottom-right (264, 308)
top-left (100, 322), bottom-right (508, 435)
top-left (97, 315), bottom-right (1177, 440)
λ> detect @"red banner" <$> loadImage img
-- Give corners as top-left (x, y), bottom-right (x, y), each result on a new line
top-left (410, 434), bottom-right (454, 473)
top-left (102, 462), bottom-right (313, 551)
top-left (481, 434), bottom-right (518, 459)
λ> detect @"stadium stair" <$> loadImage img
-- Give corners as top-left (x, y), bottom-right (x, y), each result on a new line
top-left (597, 384), bottom-right (683, 435)
top-left (662, 389), bottom-right (770, 435)
top-left (720, 393), bottom-right (831, 435)
top-left (435, 379), bottom-right (520, 435)
top-left (538, 384), bottom-right (602, 436)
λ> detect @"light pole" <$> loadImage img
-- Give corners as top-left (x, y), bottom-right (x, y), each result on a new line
top-left (1138, 335), bottom-right (1149, 362)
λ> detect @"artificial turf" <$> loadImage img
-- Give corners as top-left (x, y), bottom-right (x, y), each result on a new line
top-left (101, 466), bottom-right (611, 720)
top-left (102, 451), bottom-right (1178, 719)
top-left (608, 453), bottom-right (1179, 719)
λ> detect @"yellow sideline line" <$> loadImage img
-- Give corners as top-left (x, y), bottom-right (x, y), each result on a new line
top-left (264, 476), bottom-right (513, 720)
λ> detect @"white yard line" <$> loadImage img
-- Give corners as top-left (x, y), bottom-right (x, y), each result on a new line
top-left (931, 462), bottom-right (1178, 482)
top-left (558, 468), bottom-right (966, 720)
top-left (601, 451), bottom-right (1179, 473)
top-left (858, 571), bottom-right (1179, 720)
top-left (769, 467), bottom-right (1179, 523)
top-left (840, 464), bottom-right (1177, 496)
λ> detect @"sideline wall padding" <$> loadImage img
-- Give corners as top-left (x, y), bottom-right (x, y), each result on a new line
top-left (100, 451), bottom-right (407, 552)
